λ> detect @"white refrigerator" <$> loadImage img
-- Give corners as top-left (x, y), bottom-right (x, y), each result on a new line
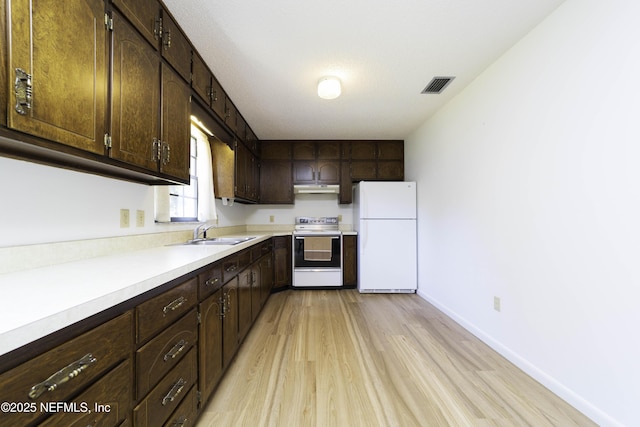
top-left (353, 181), bottom-right (417, 293)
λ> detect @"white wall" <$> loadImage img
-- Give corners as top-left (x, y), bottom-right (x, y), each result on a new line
top-left (0, 155), bottom-right (348, 247)
top-left (0, 157), bottom-right (162, 246)
top-left (405, 1), bottom-right (640, 425)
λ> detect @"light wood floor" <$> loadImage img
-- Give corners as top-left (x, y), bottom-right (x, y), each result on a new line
top-left (196, 290), bottom-right (595, 427)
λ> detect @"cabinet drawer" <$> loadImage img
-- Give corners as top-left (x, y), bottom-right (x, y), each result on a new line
top-left (0, 312), bottom-right (132, 426)
top-left (39, 359), bottom-right (133, 427)
top-left (133, 347), bottom-right (197, 427)
top-left (136, 278), bottom-right (197, 344)
top-left (251, 240), bottom-right (271, 262)
top-left (198, 262), bottom-right (223, 300)
top-left (136, 309), bottom-right (197, 398)
top-left (162, 384), bottom-right (198, 427)
top-left (222, 254), bottom-right (239, 283)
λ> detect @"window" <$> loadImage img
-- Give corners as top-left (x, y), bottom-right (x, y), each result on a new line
top-left (169, 135), bottom-right (198, 221)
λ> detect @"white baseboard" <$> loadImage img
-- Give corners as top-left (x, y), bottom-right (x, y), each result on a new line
top-left (416, 289), bottom-right (622, 427)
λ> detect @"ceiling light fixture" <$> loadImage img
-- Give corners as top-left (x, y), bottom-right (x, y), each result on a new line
top-left (317, 76), bottom-right (341, 99)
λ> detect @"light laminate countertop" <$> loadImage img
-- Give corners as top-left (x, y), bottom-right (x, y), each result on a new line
top-left (0, 234), bottom-right (273, 357)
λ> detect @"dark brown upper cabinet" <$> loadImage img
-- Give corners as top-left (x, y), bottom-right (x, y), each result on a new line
top-left (292, 141), bottom-right (340, 185)
top-left (7, 0), bottom-right (108, 155)
top-left (110, 11), bottom-right (190, 182)
top-left (349, 140), bottom-right (404, 181)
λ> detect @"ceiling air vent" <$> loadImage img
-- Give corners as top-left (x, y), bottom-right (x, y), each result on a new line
top-left (421, 76), bottom-right (455, 94)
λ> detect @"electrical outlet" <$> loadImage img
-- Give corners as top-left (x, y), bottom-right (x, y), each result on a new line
top-left (494, 296), bottom-right (501, 312)
top-left (120, 209), bottom-right (130, 228)
top-left (269, 215), bottom-right (275, 223)
top-left (136, 210), bottom-right (145, 227)
top-left (338, 215), bottom-right (342, 221)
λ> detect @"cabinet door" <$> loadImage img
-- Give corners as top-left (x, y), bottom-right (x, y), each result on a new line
top-left (112, 0), bottom-right (161, 46)
top-left (191, 52), bottom-right (212, 105)
top-left (237, 268), bottom-right (253, 340)
top-left (160, 11), bottom-right (191, 82)
top-left (110, 11), bottom-right (160, 172)
top-left (260, 160), bottom-right (293, 204)
top-left (199, 288), bottom-right (223, 405)
top-left (209, 77), bottom-right (226, 120)
top-left (260, 254), bottom-right (273, 306)
top-left (339, 161), bottom-right (353, 204)
top-left (377, 160), bottom-right (404, 181)
top-left (377, 140), bottom-right (404, 160)
top-left (342, 235), bottom-right (357, 287)
top-left (224, 97), bottom-right (237, 132)
top-left (292, 141), bottom-right (315, 160)
top-left (317, 141), bottom-right (341, 159)
top-left (160, 63), bottom-right (191, 181)
top-left (350, 141), bottom-right (377, 160)
top-left (316, 160), bottom-right (340, 184)
top-left (235, 141), bottom-right (250, 199)
top-left (272, 236), bottom-right (291, 290)
top-left (251, 264), bottom-right (262, 322)
top-left (222, 278), bottom-right (239, 367)
top-left (261, 140), bottom-right (292, 160)
top-left (293, 160), bottom-right (315, 184)
top-left (8, 0), bottom-right (107, 154)
top-left (350, 160), bottom-right (377, 181)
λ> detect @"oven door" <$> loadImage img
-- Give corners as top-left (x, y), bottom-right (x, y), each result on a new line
top-left (293, 234), bottom-right (342, 269)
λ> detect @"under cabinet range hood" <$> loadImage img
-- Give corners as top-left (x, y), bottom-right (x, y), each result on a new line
top-left (293, 184), bottom-right (340, 194)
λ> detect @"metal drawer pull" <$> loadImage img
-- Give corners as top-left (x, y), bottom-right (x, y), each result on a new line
top-left (28, 353), bottom-right (97, 399)
top-left (162, 378), bottom-right (186, 406)
top-left (225, 265), bottom-right (237, 272)
top-left (171, 415), bottom-right (188, 426)
top-left (164, 340), bottom-right (188, 362)
top-left (205, 277), bottom-right (220, 286)
top-left (163, 296), bottom-right (186, 314)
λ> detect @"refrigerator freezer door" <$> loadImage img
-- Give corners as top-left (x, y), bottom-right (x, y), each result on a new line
top-left (358, 181), bottom-right (416, 219)
top-left (358, 219), bottom-right (417, 292)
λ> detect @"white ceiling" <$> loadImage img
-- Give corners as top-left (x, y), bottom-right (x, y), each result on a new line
top-left (163, 0), bottom-right (566, 140)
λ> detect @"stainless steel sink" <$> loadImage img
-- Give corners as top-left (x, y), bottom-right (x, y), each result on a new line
top-left (179, 236), bottom-right (256, 246)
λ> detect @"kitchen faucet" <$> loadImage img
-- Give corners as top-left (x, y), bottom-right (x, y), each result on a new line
top-left (193, 224), bottom-right (215, 240)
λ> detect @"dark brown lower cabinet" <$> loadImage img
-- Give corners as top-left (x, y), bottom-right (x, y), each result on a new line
top-left (0, 239), bottom-right (276, 426)
top-left (0, 312), bottom-right (133, 426)
top-left (342, 235), bottom-right (358, 287)
top-left (222, 278), bottom-right (239, 368)
top-left (39, 359), bottom-right (132, 427)
top-left (199, 287), bottom-right (224, 406)
top-left (133, 348), bottom-right (197, 427)
top-left (237, 268), bottom-right (253, 341)
top-left (272, 235), bottom-right (292, 290)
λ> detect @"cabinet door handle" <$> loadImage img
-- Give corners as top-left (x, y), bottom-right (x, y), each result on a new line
top-left (162, 378), bottom-right (186, 406)
top-left (163, 28), bottom-right (172, 50)
top-left (163, 296), bottom-right (186, 315)
top-left (161, 141), bottom-right (171, 165)
top-left (14, 68), bottom-right (32, 115)
top-left (28, 353), bottom-right (97, 399)
top-left (164, 340), bottom-right (188, 362)
top-left (152, 138), bottom-right (161, 161)
top-left (218, 296), bottom-right (226, 319)
top-left (154, 16), bottom-right (162, 40)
